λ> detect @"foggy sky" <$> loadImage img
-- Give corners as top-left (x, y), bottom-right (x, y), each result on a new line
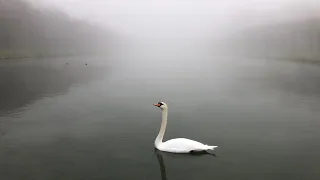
top-left (29, 0), bottom-right (320, 38)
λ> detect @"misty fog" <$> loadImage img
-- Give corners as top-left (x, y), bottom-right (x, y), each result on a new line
top-left (1, 0), bottom-right (320, 61)
top-left (1, 1), bottom-right (320, 180)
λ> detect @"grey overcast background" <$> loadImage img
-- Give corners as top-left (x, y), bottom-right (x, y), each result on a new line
top-left (28, 0), bottom-right (320, 38)
top-left (1, 1), bottom-right (320, 180)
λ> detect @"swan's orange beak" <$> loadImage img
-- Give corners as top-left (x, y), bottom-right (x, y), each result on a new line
top-left (153, 103), bottom-right (161, 107)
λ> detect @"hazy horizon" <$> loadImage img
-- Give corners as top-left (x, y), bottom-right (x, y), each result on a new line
top-left (27, 0), bottom-right (320, 39)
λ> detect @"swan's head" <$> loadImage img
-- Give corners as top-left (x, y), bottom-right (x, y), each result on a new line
top-left (153, 102), bottom-right (168, 110)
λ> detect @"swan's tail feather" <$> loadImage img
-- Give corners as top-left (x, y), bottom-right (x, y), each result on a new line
top-left (205, 145), bottom-right (218, 150)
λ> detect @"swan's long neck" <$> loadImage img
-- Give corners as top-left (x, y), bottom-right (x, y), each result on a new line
top-left (155, 108), bottom-right (168, 148)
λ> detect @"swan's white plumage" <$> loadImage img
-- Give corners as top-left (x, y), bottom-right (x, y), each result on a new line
top-left (157, 138), bottom-right (218, 153)
top-left (153, 102), bottom-right (218, 154)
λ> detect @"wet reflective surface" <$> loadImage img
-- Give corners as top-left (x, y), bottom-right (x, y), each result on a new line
top-left (1, 49), bottom-right (320, 180)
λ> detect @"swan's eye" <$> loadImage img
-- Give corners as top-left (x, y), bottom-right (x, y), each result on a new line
top-left (158, 102), bottom-right (163, 106)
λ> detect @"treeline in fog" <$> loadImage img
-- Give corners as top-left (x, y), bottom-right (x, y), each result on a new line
top-left (0, 0), bottom-right (113, 59)
top-left (215, 18), bottom-right (320, 62)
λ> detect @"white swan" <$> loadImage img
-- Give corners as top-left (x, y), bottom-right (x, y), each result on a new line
top-left (153, 102), bottom-right (218, 153)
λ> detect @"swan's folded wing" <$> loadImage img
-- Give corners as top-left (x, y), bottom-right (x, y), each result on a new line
top-left (159, 138), bottom-right (211, 153)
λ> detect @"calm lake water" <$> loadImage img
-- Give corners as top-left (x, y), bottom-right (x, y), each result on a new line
top-left (1, 46), bottom-right (320, 180)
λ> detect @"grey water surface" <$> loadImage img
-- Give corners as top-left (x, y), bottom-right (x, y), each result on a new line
top-left (1, 49), bottom-right (320, 180)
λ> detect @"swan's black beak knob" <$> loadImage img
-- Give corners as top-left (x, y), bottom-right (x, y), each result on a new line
top-left (153, 103), bottom-right (161, 107)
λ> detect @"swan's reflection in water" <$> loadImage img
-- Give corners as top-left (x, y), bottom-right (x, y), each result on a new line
top-left (155, 149), bottom-right (168, 180)
top-left (154, 149), bottom-right (217, 180)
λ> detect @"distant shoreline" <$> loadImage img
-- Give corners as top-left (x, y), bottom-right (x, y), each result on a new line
top-left (0, 52), bottom-right (103, 60)
top-left (0, 54), bottom-right (74, 60)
